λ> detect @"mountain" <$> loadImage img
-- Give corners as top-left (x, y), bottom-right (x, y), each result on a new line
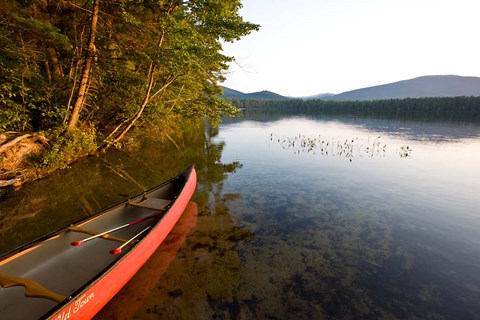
top-left (321, 75), bottom-right (480, 101)
top-left (221, 87), bottom-right (247, 99)
top-left (221, 86), bottom-right (288, 100)
top-left (223, 75), bottom-right (480, 101)
top-left (305, 93), bottom-right (335, 100)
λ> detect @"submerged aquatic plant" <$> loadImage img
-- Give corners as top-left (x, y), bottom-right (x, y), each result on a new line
top-left (271, 133), bottom-right (411, 161)
top-left (399, 145), bottom-right (413, 158)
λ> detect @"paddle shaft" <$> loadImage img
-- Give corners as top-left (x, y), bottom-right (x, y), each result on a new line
top-left (71, 211), bottom-right (163, 246)
top-left (110, 226), bottom-right (151, 254)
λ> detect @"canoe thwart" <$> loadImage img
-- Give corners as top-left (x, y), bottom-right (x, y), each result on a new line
top-left (0, 273), bottom-right (67, 303)
top-left (68, 226), bottom-right (127, 243)
top-left (128, 198), bottom-right (171, 211)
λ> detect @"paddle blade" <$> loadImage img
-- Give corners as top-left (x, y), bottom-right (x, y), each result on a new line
top-left (71, 240), bottom-right (84, 246)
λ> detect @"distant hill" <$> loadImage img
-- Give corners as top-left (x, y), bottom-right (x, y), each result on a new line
top-left (305, 93), bottom-right (335, 100)
top-left (221, 87), bottom-right (247, 99)
top-left (321, 75), bottom-right (480, 101)
top-left (221, 86), bottom-right (288, 100)
top-left (223, 75), bottom-right (480, 101)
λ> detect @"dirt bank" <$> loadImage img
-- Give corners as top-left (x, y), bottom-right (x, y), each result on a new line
top-left (0, 133), bottom-right (50, 197)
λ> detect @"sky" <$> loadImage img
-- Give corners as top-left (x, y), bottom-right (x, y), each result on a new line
top-left (221, 0), bottom-right (480, 97)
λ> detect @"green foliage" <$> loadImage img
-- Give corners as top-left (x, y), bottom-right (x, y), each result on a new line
top-left (1, 0), bottom-right (258, 148)
top-left (0, 0), bottom-right (76, 131)
top-left (0, 83), bottom-right (28, 130)
top-left (10, 12), bottom-right (72, 50)
top-left (33, 127), bottom-right (98, 170)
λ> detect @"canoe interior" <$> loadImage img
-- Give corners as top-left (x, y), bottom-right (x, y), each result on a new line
top-left (0, 168), bottom-right (192, 319)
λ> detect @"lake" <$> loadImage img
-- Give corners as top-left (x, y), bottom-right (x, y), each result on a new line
top-left (1, 110), bottom-right (480, 319)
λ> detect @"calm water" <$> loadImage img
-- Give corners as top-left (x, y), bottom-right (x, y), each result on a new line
top-left (1, 111), bottom-right (480, 319)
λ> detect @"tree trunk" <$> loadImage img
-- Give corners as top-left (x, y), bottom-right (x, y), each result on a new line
top-left (108, 62), bottom-right (157, 144)
top-left (67, 0), bottom-right (100, 130)
top-left (100, 32), bottom-right (173, 149)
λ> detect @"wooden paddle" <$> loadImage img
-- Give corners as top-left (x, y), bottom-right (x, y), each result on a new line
top-left (71, 212), bottom-right (163, 246)
top-left (0, 274), bottom-right (66, 303)
top-left (110, 226), bottom-right (151, 255)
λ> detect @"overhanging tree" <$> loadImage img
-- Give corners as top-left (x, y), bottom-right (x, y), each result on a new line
top-left (97, 0), bottom-right (259, 147)
top-left (1, 0), bottom-right (258, 149)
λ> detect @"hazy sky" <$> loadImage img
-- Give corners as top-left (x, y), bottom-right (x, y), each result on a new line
top-left (221, 0), bottom-right (480, 97)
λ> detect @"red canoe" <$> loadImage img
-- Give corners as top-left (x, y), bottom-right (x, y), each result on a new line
top-left (0, 166), bottom-right (196, 319)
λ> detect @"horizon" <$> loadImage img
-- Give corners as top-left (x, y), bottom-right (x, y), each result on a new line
top-left (221, 0), bottom-right (480, 97)
top-left (222, 74), bottom-right (478, 98)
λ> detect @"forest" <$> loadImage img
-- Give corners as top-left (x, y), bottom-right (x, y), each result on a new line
top-left (0, 0), bottom-right (258, 172)
top-left (228, 96), bottom-right (480, 122)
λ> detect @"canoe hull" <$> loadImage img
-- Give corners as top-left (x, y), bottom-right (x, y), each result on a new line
top-left (49, 167), bottom-right (196, 320)
top-left (0, 167), bottom-right (196, 320)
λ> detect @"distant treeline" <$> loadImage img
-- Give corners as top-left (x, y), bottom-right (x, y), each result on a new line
top-left (227, 96), bottom-right (480, 122)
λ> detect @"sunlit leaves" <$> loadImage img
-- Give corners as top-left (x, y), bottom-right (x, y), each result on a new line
top-left (0, 0), bottom-right (258, 140)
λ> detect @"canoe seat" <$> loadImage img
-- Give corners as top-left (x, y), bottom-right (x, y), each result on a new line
top-left (68, 226), bottom-right (127, 243)
top-left (128, 198), bottom-right (171, 211)
top-left (0, 273), bottom-right (67, 303)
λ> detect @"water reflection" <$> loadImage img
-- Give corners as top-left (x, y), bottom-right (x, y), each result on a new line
top-left (0, 119), bottom-right (242, 253)
top-left (225, 110), bottom-right (480, 143)
top-left (1, 112), bottom-right (480, 319)
top-left (95, 201), bottom-right (199, 319)
top-left (213, 112), bottom-right (480, 318)
top-left (0, 118), bottom-right (253, 318)
top-left (350, 117), bottom-right (480, 142)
